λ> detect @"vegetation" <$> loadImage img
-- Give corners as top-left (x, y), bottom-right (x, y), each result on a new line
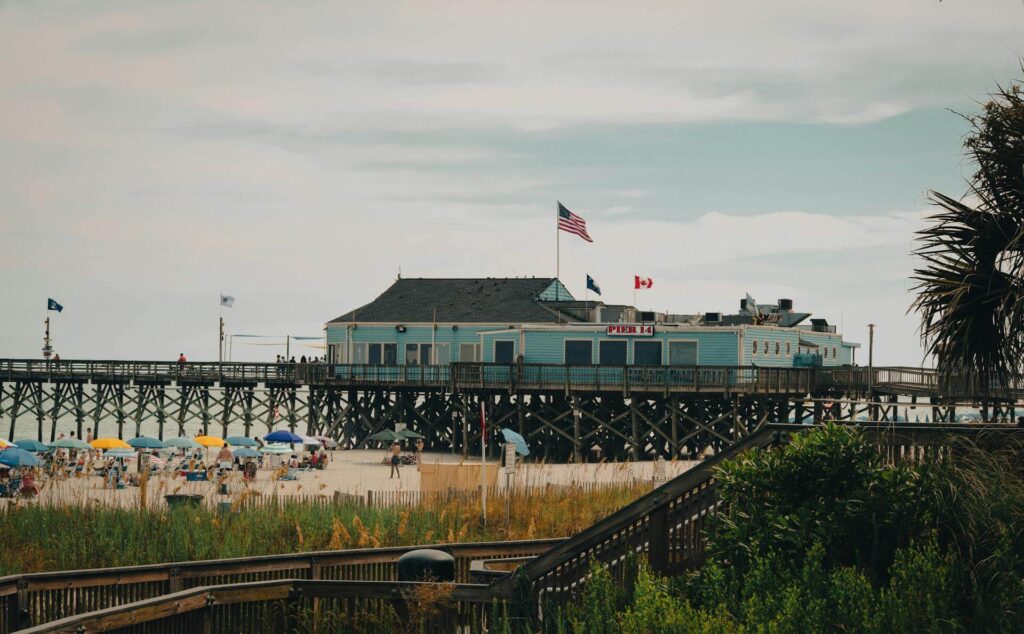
top-left (0, 482), bottom-right (647, 575)
top-left (912, 73), bottom-right (1024, 391)
top-left (545, 425), bottom-right (1024, 633)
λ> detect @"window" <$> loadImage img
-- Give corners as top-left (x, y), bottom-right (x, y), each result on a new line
top-left (753, 341), bottom-right (758, 355)
top-left (494, 340), bottom-right (515, 364)
top-left (432, 343), bottom-right (450, 364)
top-left (786, 342), bottom-right (791, 355)
top-left (405, 343), bottom-right (432, 365)
top-left (774, 342), bottom-right (780, 356)
top-left (459, 343), bottom-right (481, 362)
top-left (633, 341), bottom-right (662, 365)
top-left (564, 340), bottom-right (593, 365)
top-left (599, 340), bottom-right (627, 365)
top-left (668, 341), bottom-right (698, 365)
top-left (367, 343), bottom-right (397, 365)
top-left (351, 343), bottom-right (368, 364)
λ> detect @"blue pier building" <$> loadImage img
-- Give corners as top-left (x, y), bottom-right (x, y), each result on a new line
top-left (325, 277), bottom-right (858, 368)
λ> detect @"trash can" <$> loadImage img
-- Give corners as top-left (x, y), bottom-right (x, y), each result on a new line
top-left (397, 549), bottom-right (456, 582)
top-left (164, 494), bottom-right (203, 509)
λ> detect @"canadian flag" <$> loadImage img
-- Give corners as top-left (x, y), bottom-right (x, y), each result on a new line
top-left (634, 276), bottom-right (653, 290)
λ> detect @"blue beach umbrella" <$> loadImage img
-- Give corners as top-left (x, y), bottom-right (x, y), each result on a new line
top-left (0, 448), bottom-right (39, 467)
top-left (13, 439), bottom-right (48, 452)
top-left (127, 436), bottom-right (164, 449)
top-left (232, 447), bottom-right (260, 458)
top-left (226, 436), bottom-right (258, 447)
top-left (264, 430), bottom-right (303, 444)
top-left (164, 437), bottom-right (203, 449)
top-left (500, 428), bottom-right (530, 456)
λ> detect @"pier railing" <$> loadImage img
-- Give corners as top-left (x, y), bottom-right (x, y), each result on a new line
top-left (0, 359), bottom-right (818, 395)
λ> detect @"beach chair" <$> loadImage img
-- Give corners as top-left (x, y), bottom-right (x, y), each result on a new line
top-left (280, 468), bottom-right (300, 481)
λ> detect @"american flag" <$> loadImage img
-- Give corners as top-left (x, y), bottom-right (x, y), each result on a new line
top-left (557, 202), bottom-right (593, 242)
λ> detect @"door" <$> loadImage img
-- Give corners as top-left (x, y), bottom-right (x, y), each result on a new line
top-left (494, 340), bottom-right (515, 364)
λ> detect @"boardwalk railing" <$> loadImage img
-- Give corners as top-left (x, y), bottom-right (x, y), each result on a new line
top-left (17, 579), bottom-right (500, 634)
top-left (0, 539), bottom-right (560, 632)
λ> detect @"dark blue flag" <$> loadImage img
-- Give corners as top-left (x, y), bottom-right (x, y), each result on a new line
top-left (586, 275), bottom-right (601, 296)
top-left (47, 298), bottom-right (63, 313)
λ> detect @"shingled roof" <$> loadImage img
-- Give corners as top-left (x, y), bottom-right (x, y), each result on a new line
top-left (328, 277), bottom-right (573, 324)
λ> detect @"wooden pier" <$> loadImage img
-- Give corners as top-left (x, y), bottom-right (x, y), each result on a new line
top-left (1, 359), bottom-right (1021, 461)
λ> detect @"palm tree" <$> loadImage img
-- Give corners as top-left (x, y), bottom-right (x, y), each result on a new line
top-left (911, 78), bottom-right (1024, 397)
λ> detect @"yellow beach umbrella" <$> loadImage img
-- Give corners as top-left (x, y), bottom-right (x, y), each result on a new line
top-left (194, 435), bottom-right (225, 448)
top-left (0, 439), bottom-right (15, 449)
top-left (90, 437), bottom-right (131, 450)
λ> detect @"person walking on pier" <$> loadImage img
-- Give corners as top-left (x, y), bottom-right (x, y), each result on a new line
top-left (177, 353), bottom-right (187, 374)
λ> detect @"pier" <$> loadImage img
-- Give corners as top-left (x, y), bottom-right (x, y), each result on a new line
top-left (1, 359), bottom-right (1020, 461)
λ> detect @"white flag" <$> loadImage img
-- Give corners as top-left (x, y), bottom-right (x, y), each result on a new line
top-left (220, 294), bottom-right (235, 308)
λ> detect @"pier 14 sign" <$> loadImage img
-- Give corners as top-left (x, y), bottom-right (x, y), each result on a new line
top-left (606, 324), bottom-right (655, 336)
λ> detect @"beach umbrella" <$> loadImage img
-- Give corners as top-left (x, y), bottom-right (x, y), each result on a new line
top-left (367, 430), bottom-right (401, 443)
top-left (194, 435), bottom-right (225, 448)
top-left (299, 434), bottom-right (322, 446)
top-left (397, 429), bottom-right (424, 440)
top-left (50, 438), bottom-right (91, 450)
top-left (0, 448), bottom-right (39, 467)
top-left (12, 439), bottom-right (47, 452)
top-left (103, 448), bottom-right (136, 458)
top-left (500, 428), bottom-right (530, 456)
top-left (315, 435), bottom-right (338, 448)
top-left (264, 430), bottom-right (303, 444)
top-left (165, 437), bottom-right (203, 449)
top-left (90, 437), bottom-right (131, 450)
top-left (0, 439), bottom-right (16, 449)
top-left (226, 436), bottom-right (258, 447)
top-left (260, 443), bottom-right (292, 454)
top-left (233, 447), bottom-right (260, 458)
top-left (127, 436), bottom-right (164, 449)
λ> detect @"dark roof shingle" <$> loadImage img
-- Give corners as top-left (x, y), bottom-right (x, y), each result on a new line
top-left (328, 277), bottom-right (567, 324)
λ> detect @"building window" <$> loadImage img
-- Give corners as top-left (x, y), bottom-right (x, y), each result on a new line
top-left (405, 343), bottom-right (432, 365)
top-left (564, 340), bottom-right (593, 365)
top-left (351, 343), bottom-right (368, 364)
top-left (753, 341), bottom-right (758, 355)
top-left (633, 341), bottom-right (662, 366)
top-left (459, 343), bottom-right (481, 362)
top-left (599, 340), bottom-right (627, 365)
top-left (494, 340), bottom-right (515, 364)
top-left (432, 343), bottom-right (450, 364)
top-left (366, 343), bottom-right (397, 365)
top-left (786, 342), bottom-right (791, 355)
top-left (774, 342), bottom-right (780, 356)
top-left (669, 341), bottom-right (697, 365)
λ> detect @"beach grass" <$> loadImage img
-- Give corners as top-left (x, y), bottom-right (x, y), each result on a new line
top-left (0, 481), bottom-right (647, 575)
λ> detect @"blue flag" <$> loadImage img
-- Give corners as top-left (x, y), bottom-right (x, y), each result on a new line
top-left (47, 298), bottom-right (63, 313)
top-left (586, 275), bottom-right (601, 296)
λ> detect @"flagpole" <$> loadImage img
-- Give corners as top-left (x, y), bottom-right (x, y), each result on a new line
top-left (555, 203), bottom-right (560, 303)
top-left (480, 401), bottom-right (487, 525)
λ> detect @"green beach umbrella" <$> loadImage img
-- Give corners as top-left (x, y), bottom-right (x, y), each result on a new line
top-left (127, 436), bottom-right (164, 449)
top-left (367, 430), bottom-right (401, 443)
top-left (260, 443), bottom-right (292, 454)
top-left (397, 429), bottom-right (424, 440)
top-left (226, 436), bottom-right (258, 447)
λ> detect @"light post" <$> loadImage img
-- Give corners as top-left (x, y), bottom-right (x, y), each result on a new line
top-left (867, 324), bottom-right (875, 420)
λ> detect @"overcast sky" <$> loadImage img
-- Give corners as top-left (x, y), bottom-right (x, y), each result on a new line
top-left (2, 1), bottom-right (1023, 364)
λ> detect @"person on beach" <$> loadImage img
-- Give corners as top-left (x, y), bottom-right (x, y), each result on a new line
top-left (85, 428), bottom-right (93, 443)
top-left (415, 438), bottom-right (425, 469)
top-left (389, 441), bottom-right (401, 479)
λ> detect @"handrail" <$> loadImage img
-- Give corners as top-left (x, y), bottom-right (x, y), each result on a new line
top-left (17, 579), bottom-right (499, 634)
top-left (0, 538), bottom-right (561, 632)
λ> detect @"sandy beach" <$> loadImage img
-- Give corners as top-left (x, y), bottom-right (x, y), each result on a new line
top-left (17, 449), bottom-right (698, 509)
